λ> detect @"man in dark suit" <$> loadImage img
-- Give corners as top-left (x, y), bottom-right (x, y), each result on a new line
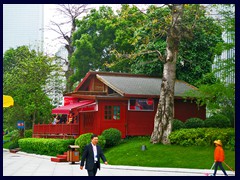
top-left (80, 134), bottom-right (108, 176)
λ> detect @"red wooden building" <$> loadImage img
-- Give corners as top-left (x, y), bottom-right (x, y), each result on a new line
top-left (33, 71), bottom-right (206, 138)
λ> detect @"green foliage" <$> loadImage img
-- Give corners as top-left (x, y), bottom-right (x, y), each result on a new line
top-left (71, 4), bottom-right (222, 86)
top-left (204, 114), bottom-right (231, 128)
top-left (201, 82), bottom-right (235, 127)
top-left (172, 119), bottom-right (185, 131)
top-left (71, 6), bottom-right (118, 81)
top-left (184, 118), bottom-right (204, 129)
top-left (169, 128), bottom-right (234, 150)
top-left (75, 133), bottom-right (106, 154)
top-left (8, 142), bottom-right (19, 149)
top-left (97, 135), bottom-right (106, 150)
top-left (193, 5), bottom-right (235, 127)
top-left (18, 138), bottom-right (75, 156)
top-left (177, 12), bottom-right (223, 86)
top-left (10, 130), bottom-right (22, 143)
top-left (24, 129), bottom-right (33, 138)
top-left (195, 73), bottom-right (217, 86)
top-left (75, 133), bottom-right (92, 154)
top-left (101, 128), bottom-right (122, 147)
top-left (132, 4), bottom-right (222, 86)
top-left (3, 46), bottom-right (59, 130)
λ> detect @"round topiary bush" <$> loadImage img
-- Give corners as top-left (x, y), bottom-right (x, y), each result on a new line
top-left (204, 114), bottom-right (231, 128)
top-left (185, 118), bottom-right (204, 129)
top-left (172, 119), bottom-right (185, 131)
top-left (75, 133), bottom-right (106, 154)
top-left (101, 128), bottom-right (122, 148)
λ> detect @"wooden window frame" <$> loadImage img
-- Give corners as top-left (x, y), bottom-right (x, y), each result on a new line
top-left (104, 105), bottom-right (120, 120)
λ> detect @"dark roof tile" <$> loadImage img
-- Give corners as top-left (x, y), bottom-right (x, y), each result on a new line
top-left (96, 74), bottom-right (198, 97)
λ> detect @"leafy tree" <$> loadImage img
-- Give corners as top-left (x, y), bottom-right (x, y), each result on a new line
top-left (192, 4), bottom-right (235, 127)
top-left (3, 46), bottom-right (59, 129)
top-left (71, 6), bottom-right (117, 82)
top-left (130, 5), bottom-right (222, 86)
top-left (72, 4), bottom-right (222, 87)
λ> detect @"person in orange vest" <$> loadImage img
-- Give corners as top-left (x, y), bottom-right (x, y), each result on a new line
top-left (211, 140), bottom-right (228, 176)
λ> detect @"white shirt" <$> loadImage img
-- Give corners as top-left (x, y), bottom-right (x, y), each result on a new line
top-left (52, 118), bottom-right (57, 124)
top-left (91, 143), bottom-right (98, 162)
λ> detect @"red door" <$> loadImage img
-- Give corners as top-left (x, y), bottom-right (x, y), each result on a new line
top-left (99, 101), bottom-right (127, 138)
top-left (81, 112), bottom-right (95, 134)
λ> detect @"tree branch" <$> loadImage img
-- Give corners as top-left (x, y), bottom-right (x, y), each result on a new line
top-left (139, 50), bottom-right (165, 62)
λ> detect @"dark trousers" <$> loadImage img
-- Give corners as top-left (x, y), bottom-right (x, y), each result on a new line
top-left (213, 161), bottom-right (228, 176)
top-left (87, 163), bottom-right (98, 176)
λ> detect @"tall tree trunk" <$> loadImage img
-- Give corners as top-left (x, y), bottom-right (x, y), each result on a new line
top-left (65, 17), bottom-right (77, 92)
top-left (49, 4), bottom-right (89, 93)
top-left (65, 45), bottom-right (74, 92)
top-left (150, 4), bottom-right (184, 144)
top-left (65, 68), bottom-right (74, 92)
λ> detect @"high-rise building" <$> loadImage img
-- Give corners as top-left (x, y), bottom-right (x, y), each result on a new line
top-left (205, 4), bottom-right (235, 84)
top-left (45, 45), bottom-right (68, 107)
top-left (212, 5), bottom-right (235, 84)
top-left (3, 4), bottom-right (44, 54)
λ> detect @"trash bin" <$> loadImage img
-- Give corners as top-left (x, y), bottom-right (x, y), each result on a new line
top-left (67, 145), bottom-right (80, 164)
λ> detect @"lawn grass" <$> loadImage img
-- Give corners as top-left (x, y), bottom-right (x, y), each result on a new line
top-left (104, 136), bottom-right (235, 170)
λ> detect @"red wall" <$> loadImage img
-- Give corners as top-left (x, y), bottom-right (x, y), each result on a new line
top-left (127, 111), bottom-right (155, 136)
top-left (174, 99), bottom-right (206, 122)
top-left (78, 99), bottom-right (206, 138)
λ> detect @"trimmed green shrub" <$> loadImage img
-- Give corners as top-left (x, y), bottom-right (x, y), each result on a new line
top-left (169, 128), bottom-right (235, 150)
top-left (18, 138), bottom-right (75, 156)
top-left (204, 114), bottom-right (231, 128)
top-left (101, 128), bottom-right (122, 148)
top-left (172, 119), bottom-right (185, 131)
top-left (185, 118), bottom-right (204, 128)
top-left (75, 133), bottom-right (106, 155)
top-left (75, 133), bottom-right (92, 155)
top-left (24, 129), bottom-right (32, 138)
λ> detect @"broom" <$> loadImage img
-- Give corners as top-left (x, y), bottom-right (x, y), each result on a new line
top-left (223, 161), bottom-right (235, 173)
top-left (204, 162), bottom-right (215, 176)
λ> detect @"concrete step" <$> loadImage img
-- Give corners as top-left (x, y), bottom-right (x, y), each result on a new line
top-left (57, 155), bottom-right (67, 159)
top-left (51, 157), bottom-right (68, 162)
top-left (9, 148), bottom-right (21, 153)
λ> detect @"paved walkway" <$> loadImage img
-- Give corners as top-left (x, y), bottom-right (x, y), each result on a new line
top-left (3, 149), bottom-right (235, 176)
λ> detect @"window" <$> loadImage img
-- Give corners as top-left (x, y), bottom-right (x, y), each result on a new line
top-left (104, 105), bottom-right (120, 120)
top-left (128, 98), bottom-right (154, 111)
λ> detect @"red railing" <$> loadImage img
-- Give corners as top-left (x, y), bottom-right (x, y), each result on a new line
top-left (33, 123), bottom-right (79, 138)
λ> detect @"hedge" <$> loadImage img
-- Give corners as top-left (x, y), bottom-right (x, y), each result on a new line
top-left (169, 128), bottom-right (234, 150)
top-left (18, 138), bottom-right (75, 156)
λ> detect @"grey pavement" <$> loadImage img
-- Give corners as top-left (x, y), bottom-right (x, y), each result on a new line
top-left (3, 149), bottom-right (235, 176)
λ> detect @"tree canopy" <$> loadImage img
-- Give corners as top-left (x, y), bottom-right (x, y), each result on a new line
top-left (191, 4), bottom-right (235, 127)
top-left (3, 46), bottom-right (59, 129)
top-left (71, 4), bottom-right (223, 87)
